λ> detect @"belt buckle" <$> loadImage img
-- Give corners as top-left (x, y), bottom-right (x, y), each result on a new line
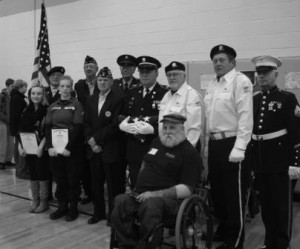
top-left (257, 135), bottom-right (263, 141)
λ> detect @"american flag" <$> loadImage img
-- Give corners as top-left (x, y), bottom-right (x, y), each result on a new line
top-left (31, 3), bottom-right (51, 86)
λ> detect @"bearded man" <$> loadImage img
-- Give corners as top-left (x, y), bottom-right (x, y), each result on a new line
top-left (111, 113), bottom-right (202, 249)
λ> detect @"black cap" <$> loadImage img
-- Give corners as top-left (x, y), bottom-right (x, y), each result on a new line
top-left (97, 67), bottom-right (113, 78)
top-left (47, 66), bottom-right (65, 76)
top-left (160, 113), bottom-right (186, 124)
top-left (210, 44), bottom-right (237, 60)
top-left (165, 61), bottom-right (185, 74)
top-left (136, 56), bottom-right (161, 69)
top-left (84, 55), bottom-right (98, 65)
top-left (117, 54), bottom-right (137, 67)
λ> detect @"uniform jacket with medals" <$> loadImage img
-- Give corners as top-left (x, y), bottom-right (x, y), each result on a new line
top-left (84, 89), bottom-right (124, 163)
top-left (120, 83), bottom-right (168, 162)
top-left (251, 86), bottom-right (300, 173)
top-left (112, 77), bottom-right (140, 95)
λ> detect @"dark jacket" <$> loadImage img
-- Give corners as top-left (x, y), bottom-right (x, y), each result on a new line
top-left (74, 79), bottom-right (99, 109)
top-left (112, 77), bottom-right (140, 96)
top-left (0, 89), bottom-right (10, 123)
top-left (84, 90), bottom-right (124, 163)
top-left (9, 89), bottom-right (27, 136)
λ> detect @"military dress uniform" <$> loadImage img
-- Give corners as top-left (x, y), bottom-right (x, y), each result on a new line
top-left (122, 83), bottom-right (168, 188)
top-left (204, 45), bottom-right (253, 249)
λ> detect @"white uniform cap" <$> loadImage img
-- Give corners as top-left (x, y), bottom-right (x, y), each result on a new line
top-left (251, 55), bottom-right (282, 69)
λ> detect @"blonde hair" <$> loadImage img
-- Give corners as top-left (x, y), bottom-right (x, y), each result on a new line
top-left (28, 85), bottom-right (49, 106)
top-left (59, 75), bottom-right (74, 88)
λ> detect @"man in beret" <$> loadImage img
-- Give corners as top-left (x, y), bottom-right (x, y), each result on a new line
top-left (250, 55), bottom-right (300, 249)
top-left (45, 66), bottom-right (65, 104)
top-left (111, 113), bottom-right (202, 249)
top-left (74, 55), bottom-right (99, 205)
top-left (159, 61), bottom-right (203, 149)
top-left (204, 44), bottom-right (253, 249)
top-left (112, 54), bottom-right (140, 95)
top-left (119, 56), bottom-right (168, 189)
top-left (84, 67), bottom-right (125, 225)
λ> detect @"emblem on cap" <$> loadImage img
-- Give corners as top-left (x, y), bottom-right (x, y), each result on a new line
top-left (172, 62), bottom-right (176, 67)
top-left (219, 45), bottom-right (224, 51)
top-left (142, 57), bottom-right (146, 62)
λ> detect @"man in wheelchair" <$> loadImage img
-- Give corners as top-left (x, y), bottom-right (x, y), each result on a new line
top-left (111, 113), bottom-right (203, 249)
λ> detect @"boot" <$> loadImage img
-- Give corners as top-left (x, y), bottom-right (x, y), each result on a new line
top-left (35, 181), bottom-right (49, 213)
top-left (29, 181), bottom-right (40, 213)
top-left (49, 202), bottom-right (68, 220)
top-left (65, 202), bottom-right (79, 222)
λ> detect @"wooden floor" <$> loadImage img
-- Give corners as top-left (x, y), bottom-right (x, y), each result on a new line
top-left (0, 168), bottom-right (300, 249)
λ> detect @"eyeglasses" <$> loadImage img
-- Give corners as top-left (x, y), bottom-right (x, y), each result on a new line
top-left (166, 72), bottom-right (182, 78)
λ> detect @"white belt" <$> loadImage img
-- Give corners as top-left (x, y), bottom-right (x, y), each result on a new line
top-left (252, 129), bottom-right (287, 141)
top-left (209, 131), bottom-right (237, 140)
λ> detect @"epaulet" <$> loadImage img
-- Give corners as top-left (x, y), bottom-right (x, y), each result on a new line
top-left (159, 84), bottom-right (170, 90)
top-left (253, 91), bottom-right (261, 97)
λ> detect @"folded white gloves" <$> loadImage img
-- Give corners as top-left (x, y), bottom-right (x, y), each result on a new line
top-left (289, 166), bottom-right (300, 179)
top-left (229, 147), bottom-right (245, 163)
top-left (136, 121), bottom-right (154, 135)
top-left (119, 116), bottom-right (138, 134)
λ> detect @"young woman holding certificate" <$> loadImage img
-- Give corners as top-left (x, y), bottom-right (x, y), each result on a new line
top-left (45, 75), bottom-right (85, 222)
top-left (18, 85), bottom-right (49, 213)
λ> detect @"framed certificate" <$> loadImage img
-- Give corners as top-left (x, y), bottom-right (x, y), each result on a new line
top-left (19, 132), bottom-right (39, 155)
top-left (52, 129), bottom-right (69, 154)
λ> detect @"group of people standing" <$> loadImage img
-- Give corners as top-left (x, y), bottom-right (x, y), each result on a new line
top-left (1, 44), bottom-right (300, 249)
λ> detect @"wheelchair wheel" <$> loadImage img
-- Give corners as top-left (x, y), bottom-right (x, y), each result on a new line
top-left (175, 195), bottom-right (213, 249)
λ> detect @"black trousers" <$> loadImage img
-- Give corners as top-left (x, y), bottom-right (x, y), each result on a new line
top-left (49, 148), bottom-right (83, 204)
top-left (27, 154), bottom-right (49, 181)
top-left (80, 153), bottom-right (92, 198)
top-left (90, 154), bottom-right (123, 218)
top-left (111, 194), bottom-right (180, 249)
top-left (128, 161), bottom-right (142, 190)
top-left (255, 173), bottom-right (292, 249)
top-left (208, 137), bottom-right (250, 249)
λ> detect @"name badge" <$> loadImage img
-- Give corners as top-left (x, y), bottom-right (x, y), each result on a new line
top-left (148, 148), bottom-right (158, 155)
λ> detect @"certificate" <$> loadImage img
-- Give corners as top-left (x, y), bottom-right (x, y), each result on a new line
top-left (52, 129), bottom-right (69, 154)
top-left (20, 132), bottom-right (39, 155)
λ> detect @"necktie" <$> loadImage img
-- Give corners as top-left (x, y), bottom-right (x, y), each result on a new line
top-left (124, 82), bottom-right (129, 92)
top-left (144, 88), bottom-right (150, 98)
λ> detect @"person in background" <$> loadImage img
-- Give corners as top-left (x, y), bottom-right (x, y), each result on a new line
top-left (75, 55), bottom-right (99, 205)
top-left (0, 78), bottom-right (15, 169)
top-left (159, 61), bottom-right (202, 149)
top-left (111, 113), bottom-right (202, 249)
top-left (204, 44), bottom-right (253, 249)
top-left (18, 85), bottom-right (49, 213)
top-left (119, 55), bottom-right (168, 189)
top-left (45, 75), bottom-right (85, 222)
top-left (250, 55), bottom-right (300, 249)
top-left (84, 67), bottom-right (124, 225)
top-left (10, 79), bottom-right (28, 179)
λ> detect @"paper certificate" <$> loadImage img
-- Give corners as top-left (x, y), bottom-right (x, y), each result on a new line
top-left (52, 129), bottom-right (69, 154)
top-left (20, 133), bottom-right (39, 155)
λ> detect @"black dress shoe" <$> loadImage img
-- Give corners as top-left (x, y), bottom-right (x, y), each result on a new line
top-left (65, 209), bottom-right (79, 222)
top-left (87, 216), bottom-right (105, 224)
top-left (49, 207), bottom-right (68, 220)
top-left (5, 161), bottom-right (15, 167)
top-left (0, 163), bottom-right (5, 170)
top-left (81, 197), bottom-right (92, 205)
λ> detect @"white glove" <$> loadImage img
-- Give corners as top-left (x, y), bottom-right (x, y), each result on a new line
top-left (119, 116), bottom-right (138, 134)
top-left (136, 121), bottom-right (154, 135)
top-left (229, 147), bottom-right (245, 162)
top-left (289, 166), bottom-right (300, 179)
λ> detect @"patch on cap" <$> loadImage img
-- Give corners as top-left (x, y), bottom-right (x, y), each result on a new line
top-left (97, 67), bottom-right (113, 78)
top-left (210, 44), bottom-right (237, 60)
top-left (165, 61), bottom-right (185, 74)
top-left (85, 55), bottom-right (97, 65)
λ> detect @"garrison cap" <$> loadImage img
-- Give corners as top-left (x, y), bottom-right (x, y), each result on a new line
top-left (117, 54), bottom-right (137, 67)
top-left (160, 113), bottom-right (187, 124)
top-left (136, 56), bottom-right (161, 69)
top-left (97, 67), bottom-right (113, 78)
top-left (210, 44), bottom-right (237, 60)
top-left (47, 66), bottom-right (65, 76)
top-left (165, 61), bottom-right (185, 74)
top-left (84, 55), bottom-right (98, 65)
top-left (251, 55), bottom-right (282, 72)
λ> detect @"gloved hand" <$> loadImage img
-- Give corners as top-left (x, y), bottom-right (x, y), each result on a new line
top-left (289, 166), bottom-right (300, 179)
top-left (119, 116), bottom-right (138, 134)
top-left (92, 145), bottom-right (102, 153)
top-left (229, 147), bottom-right (245, 162)
top-left (136, 121), bottom-right (154, 135)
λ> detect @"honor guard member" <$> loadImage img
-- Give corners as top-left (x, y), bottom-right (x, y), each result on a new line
top-left (112, 54), bottom-right (140, 193)
top-left (45, 66), bottom-right (65, 104)
top-left (204, 45), bottom-right (253, 249)
top-left (250, 56), bottom-right (300, 249)
top-left (112, 54), bottom-right (140, 95)
top-left (74, 55), bottom-right (99, 205)
top-left (84, 67), bottom-right (125, 225)
top-left (119, 56), bottom-right (168, 189)
top-left (159, 61), bottom-right (203, 148)
top-left (45, 75), bottom-right (85, 222)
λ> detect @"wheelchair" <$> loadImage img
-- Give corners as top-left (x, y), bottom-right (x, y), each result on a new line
top-left (110, 185), bottom-right (213, 249)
